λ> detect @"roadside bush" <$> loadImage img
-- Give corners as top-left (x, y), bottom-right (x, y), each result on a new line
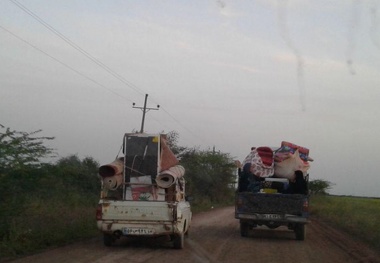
top-left (0, 155), bottom-right (100, 260)
top-left (2, 195), bottom-right (98, 257)
top-left (180, 149), bottom-right (237, 205)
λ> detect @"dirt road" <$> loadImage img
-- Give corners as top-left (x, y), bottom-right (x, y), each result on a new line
top-left (7, 207), bottom-right (380, 263)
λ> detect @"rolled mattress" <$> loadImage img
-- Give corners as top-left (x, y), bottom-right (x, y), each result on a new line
top-left (102, 174), bottom-right (123, 190)
top-left (155, 165), bottom-right (185, 188)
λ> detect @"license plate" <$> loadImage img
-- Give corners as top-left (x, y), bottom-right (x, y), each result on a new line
top-left (262, 214), bottom-right (282, 220)
top-left (123, 228), bottom-right (154, 235)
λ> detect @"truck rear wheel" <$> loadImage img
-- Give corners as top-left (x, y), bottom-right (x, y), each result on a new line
top-left (294, 224), bottom-right (306, 241)
top-left (103, 233), bottom-right (115, 246)
top-left (240, 221), bottom-right (249, 237)
top-left (173, 233), bottom-right (184, 249)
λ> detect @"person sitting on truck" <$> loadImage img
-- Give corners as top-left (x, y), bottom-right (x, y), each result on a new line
top-left (248, 164), bottom-right (265, 193)
top-left (293, 170), bottom-right (308, 195)
top-left (242, 163), bottom-right (263, 193)
top-left (285, 170), bottom-right (308, 195)
top-left (238, 163), bottom-right (249, 192)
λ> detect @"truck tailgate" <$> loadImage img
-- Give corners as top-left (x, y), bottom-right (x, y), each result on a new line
top-left (235, 193), bottom-right (307, 215)
top-left (100, 200), bottom-right (174, 222)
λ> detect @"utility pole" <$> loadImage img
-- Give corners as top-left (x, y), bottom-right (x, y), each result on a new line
top-left (132, 94), bottom-right (160, 133)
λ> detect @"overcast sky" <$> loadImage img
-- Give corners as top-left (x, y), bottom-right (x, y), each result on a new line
top-left (1, 0), bottom-right (380, 197)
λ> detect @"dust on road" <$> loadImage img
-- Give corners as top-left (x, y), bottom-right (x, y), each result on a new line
top-left (5, 206), bottom-right (380, 263)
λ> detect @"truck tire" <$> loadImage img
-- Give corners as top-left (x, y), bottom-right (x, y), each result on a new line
top-left (173, 233), bottom-right (184, 249)
top-left (240, 221), bottom-right (249, 237)
top-left (103, 233), bottom-right (114, 246)
top-left (294, 224), bottom-right (306, 241)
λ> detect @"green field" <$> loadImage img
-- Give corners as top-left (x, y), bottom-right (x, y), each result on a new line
top-left (310, 195), bottom-right (380, 252)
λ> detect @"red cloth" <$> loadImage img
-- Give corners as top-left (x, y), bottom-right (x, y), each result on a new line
top-left (256, 147), bottom-right (274, 167)
top-left (160, 135), bottom-right (179, 171)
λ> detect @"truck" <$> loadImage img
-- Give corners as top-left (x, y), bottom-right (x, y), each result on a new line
top-left (96, 133), bottom-right (192, 248)
top-left (235, 145), bottom-right (310, 241)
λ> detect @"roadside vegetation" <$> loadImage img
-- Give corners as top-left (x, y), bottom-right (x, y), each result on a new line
top-left (166, 131), bottom-right (236, 212)
top-left (0, 125), bottom-right (100, 260)
top-left (309, 179), bottom-right (380, 251)
top-left (0, 126), bottom-right (237, 260)
top-left (310, 194), bottom-right (380, 253)
top-left (2, 125), bottom-right (379, 260)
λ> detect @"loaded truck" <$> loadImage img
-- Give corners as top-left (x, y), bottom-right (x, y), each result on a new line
top-left (235, 144), bottom-right (311, 240)
top-left (96, 133), bottom-right (192, 248)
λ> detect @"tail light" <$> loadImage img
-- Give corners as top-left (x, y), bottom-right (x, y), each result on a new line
top-left (96, 204), bottom-right (102, 220)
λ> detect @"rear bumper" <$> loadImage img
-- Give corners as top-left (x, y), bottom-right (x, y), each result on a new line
top-left (235, 213), bottom-right (309, 224)
top-left (97, 220), bottom-right (179, 236)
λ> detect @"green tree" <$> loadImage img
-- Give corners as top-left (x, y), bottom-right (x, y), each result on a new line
top-left (180, 148), bottom-right (236, 205)
top-left (0, 125), bottom-right (56, 247)
top-left (164, 131), bottom-right (237, 206)
top-left (164, 130), bottom-right (187, 155)
top-left (0, 124), bottom-right (55, 172)
top-left (309, 179), bottom-right (334, 195)
top-left (52, 154), bottom-right (100, 194)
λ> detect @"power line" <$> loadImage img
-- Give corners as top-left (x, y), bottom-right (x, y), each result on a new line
top-left (0, 23), bottom-right (180, 136)
top-left (6, 1), bottom-right (210, 146)
top-left (159, 106), bottom-right (210, 145)
top-left (9, 0), bottom-right (184, 129)
top-left (0, 24), bottom-right (132, 103)
top-left (10, 0), bottom-right (145, 96)
top-left (1, 23), bottom-right (207, 145)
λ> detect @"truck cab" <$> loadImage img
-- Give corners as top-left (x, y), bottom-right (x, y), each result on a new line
top-left (96, 133), bottom-right (192, 248)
